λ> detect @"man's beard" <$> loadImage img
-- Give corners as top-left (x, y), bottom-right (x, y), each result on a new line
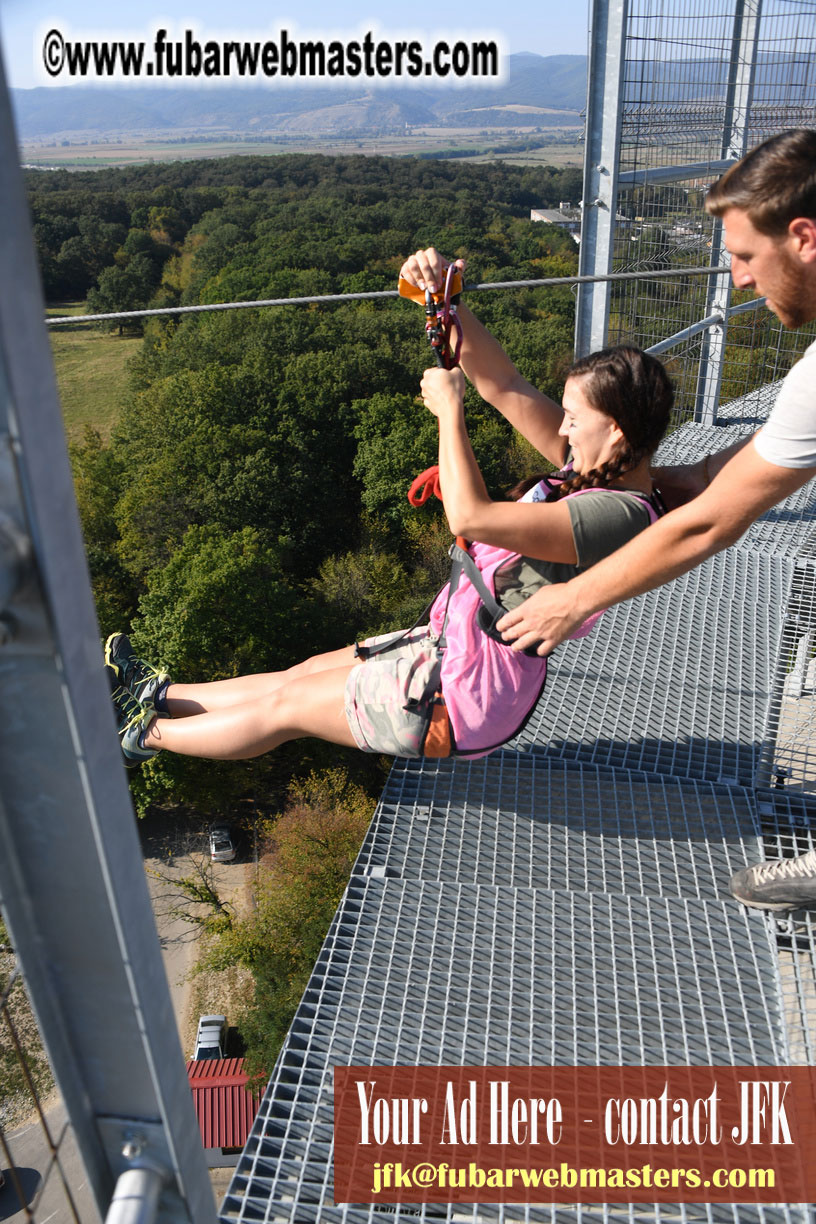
top-left (767, 248), bottom-right (816, 328)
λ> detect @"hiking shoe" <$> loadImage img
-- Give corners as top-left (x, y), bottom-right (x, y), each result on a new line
top-left (105, 632), bottom-right (171, 711)
top-left (110, 678), bottom-right (162, 768)
top-left (729, 849), bottom-right (816, 911)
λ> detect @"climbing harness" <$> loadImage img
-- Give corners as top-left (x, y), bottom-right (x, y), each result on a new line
top-left (359, 473), bottom-right (666, 759)
top-left (450, 481), bottom-right (667, 650)
top-left (410, 479), bottom-right (667, 757)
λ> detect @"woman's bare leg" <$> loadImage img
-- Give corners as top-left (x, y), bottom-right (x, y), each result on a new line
top-left (143, 662), bottom-right (359, 759)
top-left (164, 644), bottom-right (359, 717)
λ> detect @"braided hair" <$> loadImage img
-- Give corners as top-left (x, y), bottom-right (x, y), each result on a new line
top-left (545, 345), bottom-right (673, 501)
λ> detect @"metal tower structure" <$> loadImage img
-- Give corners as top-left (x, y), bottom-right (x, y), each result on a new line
top-left (1, 4), bottom-right (816, 1223)
top-left (577, 0), bottom-right (816, 433)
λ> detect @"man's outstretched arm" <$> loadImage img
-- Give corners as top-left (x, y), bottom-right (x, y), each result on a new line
top-left (497, 438), bottom-right (816, 655)
top-left (649, 437), bottom-right (749, 509)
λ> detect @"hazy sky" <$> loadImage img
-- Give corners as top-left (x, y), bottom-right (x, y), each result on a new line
top-left (0, 0), bottom-right (590, 89)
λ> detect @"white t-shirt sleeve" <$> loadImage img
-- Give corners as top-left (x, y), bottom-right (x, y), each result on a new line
top-left (754, 340), bottom-right (816, 468)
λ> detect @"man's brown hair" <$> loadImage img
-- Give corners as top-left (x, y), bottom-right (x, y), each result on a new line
top-left (705, 127), bottom-right (816, 235)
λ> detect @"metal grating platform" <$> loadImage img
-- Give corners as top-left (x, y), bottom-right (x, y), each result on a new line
top-left (513, 550), bottom-right (793, 787)
top-left (224, 1208), bottom-right (815, 1224)
top-left (221, 879), bottom-right (792, 1224)
top-left (655, 422), bottom-right (816, 562)
top-left (357, 755), bottom-right (760, 901)
top-left (220, 1200), bottom-right (814, 1223)
top-left (221, 544), bottom-right (815, 1223)
top-left (709, 381), bottom-right (782, 428)
top-left (656, 423), bottom-right (755, 463)
top-left (220, 455), bottom-right (815, 1224)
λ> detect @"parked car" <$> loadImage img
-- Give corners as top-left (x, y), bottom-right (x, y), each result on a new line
top-left (209, 822), bottom-right (236, 862)
top-left (193, 1014), bottom-right (226, 1060)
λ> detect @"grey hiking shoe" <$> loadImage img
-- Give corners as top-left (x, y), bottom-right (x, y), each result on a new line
top-left (729, 849), bottom-right (816, 911)
top-left (105, 632), bottom-right (171, 710)
top-left (110, 676), bottom-right (163, 768)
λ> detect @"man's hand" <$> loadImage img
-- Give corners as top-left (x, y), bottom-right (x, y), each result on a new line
top-left (399, 247), bottom-right (465, 294)
top-left (497, 582), bottom-right (588, 656)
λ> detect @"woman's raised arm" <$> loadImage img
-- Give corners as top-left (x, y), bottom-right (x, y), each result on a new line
top-left (420, 366), bottom-right (577, 562)
top-left (399, 248), bottom-right (568, 467)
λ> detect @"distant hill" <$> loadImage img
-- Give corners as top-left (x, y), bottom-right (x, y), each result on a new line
top-left (13, 48), bottom-right (813, 143)
top-left (11, 53), bottom-right (588, 140)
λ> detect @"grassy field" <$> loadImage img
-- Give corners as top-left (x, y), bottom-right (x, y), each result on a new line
top-left (47, 304), bottom-right (140, 442)
top-left (22, 130), bottom-right (583, 169)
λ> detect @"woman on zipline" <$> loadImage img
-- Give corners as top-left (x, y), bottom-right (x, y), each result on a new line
top-left (106, 247), bottom-right (673, 765)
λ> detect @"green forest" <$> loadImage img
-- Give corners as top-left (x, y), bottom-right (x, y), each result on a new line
top-left (27, 154), bottom-right (582, 1072)
top-left (31, 154), bottom-right (582, 816)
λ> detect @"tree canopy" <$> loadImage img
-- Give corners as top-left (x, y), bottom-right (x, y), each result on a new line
top-left (32, 152), bottom-right (580, 814)
top-left (30, 151), bottom-right (582, 1074)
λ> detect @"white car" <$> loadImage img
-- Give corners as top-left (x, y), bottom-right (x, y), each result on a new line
top-left (209, 823), bottom-right (236, 862)
top-left (193, 1014), bottom-right (226, 1060)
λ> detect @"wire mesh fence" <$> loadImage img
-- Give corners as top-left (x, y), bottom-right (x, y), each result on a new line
top-left (608, 0), bottom-right (816, 430)
top-left (592, 0), bottom-right (816, 799)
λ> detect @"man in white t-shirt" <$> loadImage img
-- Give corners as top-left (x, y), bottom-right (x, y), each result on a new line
top-left (497, 127), bottom-right (816, 912)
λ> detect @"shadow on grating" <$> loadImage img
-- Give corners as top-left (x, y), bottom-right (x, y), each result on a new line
top-left (710, 380), bottom-right (781, 427)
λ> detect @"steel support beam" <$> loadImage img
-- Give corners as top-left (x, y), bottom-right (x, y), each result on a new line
top-left (647, 296), bottom-right (765, 357)
top-left (574, 0), bottom-right (628, 358)
top-left (695, 0), bottom-right (762, 423)
top-left (0, 47), bottom-right (216, 1224)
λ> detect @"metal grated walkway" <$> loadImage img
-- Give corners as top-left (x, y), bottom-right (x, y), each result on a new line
top-left (656, 423), bottom-right (816, 562)
top-left (513, 550), bottom-right (792, 786)
top-left (224, 877), bottom-right (797, 1223)
top-left (285, 879), bottom-right (784, 1065)
top-left (221, 756), bottom-right (814, 1223)
top-left (359, 756), bottom-right (758, 900)
top-left (220, 374), bottom-right (816, 1222)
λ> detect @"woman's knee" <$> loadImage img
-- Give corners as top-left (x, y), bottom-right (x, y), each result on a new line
top-left (285, 644), bottom-right (357, 681)
top-left (272, 666), bottom-right (358, 747)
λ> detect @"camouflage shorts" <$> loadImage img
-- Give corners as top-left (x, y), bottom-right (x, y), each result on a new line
top-left (343, 626), bottom-right (442, 757)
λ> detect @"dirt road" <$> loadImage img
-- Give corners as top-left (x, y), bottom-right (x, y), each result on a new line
top-left (138, 810), bottom-right (251, 1056)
